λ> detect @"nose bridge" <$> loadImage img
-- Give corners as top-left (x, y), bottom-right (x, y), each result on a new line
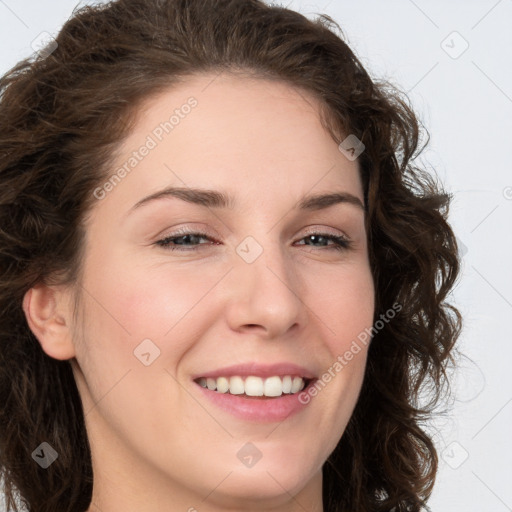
top-left (225, 231), bottom-right (306, 336)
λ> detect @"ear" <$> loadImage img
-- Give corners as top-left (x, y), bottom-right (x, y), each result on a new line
top-left (22, 283), bottom-right (76, 360)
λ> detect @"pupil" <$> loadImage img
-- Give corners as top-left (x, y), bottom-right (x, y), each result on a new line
top-left (308, 235), bottom-right (323, 245)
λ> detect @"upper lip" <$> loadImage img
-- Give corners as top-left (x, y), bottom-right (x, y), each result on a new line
top-left (192, 362), bottom-right (317, 380)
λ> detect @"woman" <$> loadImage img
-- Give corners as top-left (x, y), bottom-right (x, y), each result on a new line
top-left (0, 0), bottom-right (462, 511)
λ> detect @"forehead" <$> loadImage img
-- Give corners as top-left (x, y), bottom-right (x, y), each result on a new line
top-left (92, 72), bottom-right (363, 218)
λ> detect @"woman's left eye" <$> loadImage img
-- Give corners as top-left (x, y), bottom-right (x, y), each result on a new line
top-left (295, 233), bottom-right (352, 251)
top-left (154, 230), bottom-right (352, 252)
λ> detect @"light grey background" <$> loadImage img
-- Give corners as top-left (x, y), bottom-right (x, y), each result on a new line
top-left (0, 0), bottom-right (511, 510)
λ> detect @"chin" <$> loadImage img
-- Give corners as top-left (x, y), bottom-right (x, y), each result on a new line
top-left (206, 468), bottom-right (314, 508)
top-left (198, 451), bottom-right (320, 505)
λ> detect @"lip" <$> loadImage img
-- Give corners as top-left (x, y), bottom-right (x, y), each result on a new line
top-left (191, 362), bottom-right (317, 423)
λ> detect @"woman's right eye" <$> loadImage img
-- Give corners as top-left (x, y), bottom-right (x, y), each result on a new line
top-left (155, 231), bottom-right (216, 251)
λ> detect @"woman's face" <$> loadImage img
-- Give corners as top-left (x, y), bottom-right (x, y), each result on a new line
top-left (69, 73), bottom-right (375, 510)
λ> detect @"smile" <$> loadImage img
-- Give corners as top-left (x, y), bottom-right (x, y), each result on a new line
top-left (192, 363), bottom-right (317, 422)
top-left (195, 375), bottom-right (309, 397)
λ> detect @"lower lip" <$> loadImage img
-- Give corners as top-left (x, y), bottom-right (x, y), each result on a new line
top-left (194, 381), bottom-right (315, 422)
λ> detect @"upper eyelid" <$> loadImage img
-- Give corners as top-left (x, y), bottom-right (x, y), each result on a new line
top-left (157, 226), bottom-right (351, 241)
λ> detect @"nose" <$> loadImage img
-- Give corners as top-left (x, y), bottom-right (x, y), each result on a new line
top-left (222, 236), bottom-right (308, 340)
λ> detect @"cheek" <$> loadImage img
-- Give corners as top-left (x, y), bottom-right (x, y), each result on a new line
top-left (307, 261), bottom-right (375, 350)
top-left (82, 249), bottom-right (208, 336)
top-left (75, 257), bottom-right (231, 385)
top-left (111, 263), bottom-right (229, 340)
top-left (300, 263), bottom-right (374, 416)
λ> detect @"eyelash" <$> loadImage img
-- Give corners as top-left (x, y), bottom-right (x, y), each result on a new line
top-left (154, 229), bottom-right (352, 252)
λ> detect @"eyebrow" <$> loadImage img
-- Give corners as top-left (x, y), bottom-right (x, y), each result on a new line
top-left (128, 186), bottom-right (365, 214)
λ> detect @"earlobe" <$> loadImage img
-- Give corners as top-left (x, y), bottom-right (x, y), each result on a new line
top-left (22, 284), bottom-right (76, 360)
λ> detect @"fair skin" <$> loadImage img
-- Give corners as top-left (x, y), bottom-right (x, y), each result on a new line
top-left (23, 73), bottom-right (375, 512)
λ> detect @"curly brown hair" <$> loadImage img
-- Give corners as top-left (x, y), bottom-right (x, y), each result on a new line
top-left (0, 0), bottom-right (462, 511)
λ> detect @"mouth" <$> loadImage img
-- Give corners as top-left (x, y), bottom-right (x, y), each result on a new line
top-left (191, 363), bottom-right (317, 421)
top-left (193, 375), bottom-right (313, 399)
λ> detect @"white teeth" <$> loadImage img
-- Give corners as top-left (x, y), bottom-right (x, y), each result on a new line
top-left (264, 376), bottom-right (283, 397)
top-left (197, 375), bottom-right (307, 397)
top-left (282, 375), bottom-right (292, 393)
top-left (245, 376), bottom-right (264, 396)
top-left (229, 376), bottom-right (244, 395)
top-left (216, 377), bottom-right (229, 393)
top-left (291, 376), bottom-right (303, 393)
